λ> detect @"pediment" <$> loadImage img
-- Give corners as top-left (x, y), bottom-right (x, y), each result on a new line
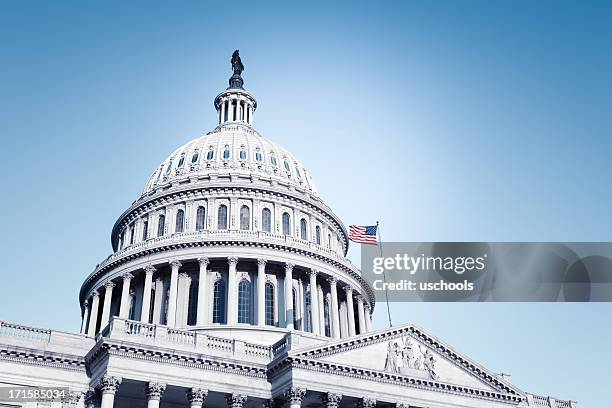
top-left (290, 324), bottom-right (522, 396)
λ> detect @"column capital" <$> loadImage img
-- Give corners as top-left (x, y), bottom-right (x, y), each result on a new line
top-left (83, 299), bottom-right (89, 308)
top-left (285, 262), bottom-right (294, 272)
top-left (198, 257), bottom-right (210, 267)
top-left (327, 276), bottom-right (338, 285)
top-left (169, 259), bottom-right (182, 270)
top-left (227, 393), bottom-right (248, 408)
top-left (396, 403), bottom-right (411, 408)
top-left (61, 391), bottom-right (83, 407)
top-left (99, 375), bottom-right (122, 394)
top-left (285, 387), bottom-right (306, 404)
top-left (344, 285), bottom-right (354, 294)
top-left (321, 393), bottom-right (342, 408)
top-left (91, 290), bottom-right (100, 299)
top-left (308, 268), bottom-right (318, 277)
top-left (187, 388), bottom-right (208, 404)
top-left (356, 398), bottom-right (377, 408)
top-left (356, 294), bottom-right (364, 302)
top-left (145, 382), bottom-right (166, 401)
top-left (144, 264), bottom-right (157, 275)
top-left (228, 256), bottom-right (239, 266)
top-left (257, 258), bottom-right (268, 267)
top-left (121, 272), bottom-right (134, 281)
top-left (103, 281), bottom-right (115, 290)
top-left (364, 304), bottom-right (371, 313)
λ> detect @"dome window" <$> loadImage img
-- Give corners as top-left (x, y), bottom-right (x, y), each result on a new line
top-left (270, 155), bottom-right (278, 167)
top-left (178, 156), bottom-right (185, 168)
top-left (295, 166), bottom-right (301, 178)
top-left (223, 148), bottom-right (231, 160)
top-left (191, 151), bottom-right (199, 163)
top-left (239, 149), bottom-right (247, 160)
top-left (283, 160), bottom-right (291, 172)
top-left (255, 151), bottom-right (263, 162)
top-left (165, 161), bottom-right (173, 175)
top-left (207, 150), bottom-right (214, 160)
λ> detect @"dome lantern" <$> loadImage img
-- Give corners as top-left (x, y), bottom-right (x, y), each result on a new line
top-left (214, 50), bottom-right (257, 126)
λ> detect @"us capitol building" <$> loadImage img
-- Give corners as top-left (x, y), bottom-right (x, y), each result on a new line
top-left (0, 52), bottom-right (574, 408)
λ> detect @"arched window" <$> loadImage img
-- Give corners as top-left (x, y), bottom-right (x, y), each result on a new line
top-left (207, 150), bottom-right (214, 160)
top-left (292, 287), bottom-right (298, 329)
top-left (255, 151), bottom-right (262, 162)
top-left (212, 279), bottom-right (226, 324)
top-left (282, 212), bottom-right (290, 236)
top-left (238, 279), bottom-right (251, 324)
top-left (165, 161), bottom-right (173, 175)
top-left (324, 298), bottom-right (331, 337)
top-left (178, 155), bottom-right (185, 168)
top-left (142, 219), bottom-right (149, 241)
top-left (265, 282), bottom-right (275, 326)
top-left (218, 205), bottom-right (228, 230)
top-left (270, 155), bottom-right (277, 167)
top-left (191, 151), bottom-right (199, 163)
top-left (300, 218), bottom-right (307, 240)
top-left (129, 224), bottom-right (135, 245)
top-left (315, 225), bottom-right (321, 245)
top-left (196, 206), bottom-right (206, 231)
top-left (157, 214), bottom-right (165, 237)
top-left (240, 205), bottom-right (250, 230)
top-left (239, 149), bottom-right (247, 160)
top-left (327, 233), bottom-right (331, 249)
top-left (284, 160), bottom-right (291, 172)
top-left (262, 208), bottom-right (272, 233)
top-left (223, 148), bottom-right (231, 160)
top-left (175, 209), bottom-right (185, 233)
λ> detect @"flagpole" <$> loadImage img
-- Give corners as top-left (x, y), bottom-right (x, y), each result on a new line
top-left (376, 221), bottom-right (393, 327)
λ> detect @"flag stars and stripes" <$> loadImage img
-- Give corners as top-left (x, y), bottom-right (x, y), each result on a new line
top-left (348, 225), bottom-right (378, 244)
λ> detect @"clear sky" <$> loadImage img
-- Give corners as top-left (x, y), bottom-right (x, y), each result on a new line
top-left (1, 1), bottom-right (610, 407)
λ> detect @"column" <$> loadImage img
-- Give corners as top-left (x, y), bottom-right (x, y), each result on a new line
top-left (84, 389), bottom-right (101, 408)
top-left (356, 398), bottom-right (377, 408)
top-left (80, 300), bottom-right (89, 334)
top-left (321, 393), bottom-right (342, 408)
top-left (227, 256), bottom-right (239, 325)
top-left (285, 388), bottom-right (306, 408)
top-left (196, 258), bottom-right (210, 326)
top-left (118, 273), bottom-right (134, 319)
top-left (99, 375), bottom-right (121, 408)
top-left (141, 265), bottom-right (156, 323)
top-left (284, 263), bottom-right (294, 330)
top-left (227, 394), bottom-right (247, 408)
top-left (62, 391), bottom-right (84, 408)
top-left (308, 270), bottom-right (320, 335)
top-left (187, 388), bottom-right (208, 408)
top-left (87, 291), bottom-right (100, 336)
top-left (364, 304), bottom-right (373, 332)
top-left (182, 273), bottom-right (192, 326)
top-left (317, 285), bottom-right (325, 335)
top-left (356, 295), bottom-right (366, 334)
top-left (328, 277), bottom-right (340, 339)
top-left (297, 278), bottom-right (304, 330)
top-left (344, 285), bottom-right (356, 337)
top-left (101, 281), bottom-right (115, 327)
top-left (176, 273), bottom-right (188, 326)
top-left (220, 99), bottom-right (226, 123)
top-left (152, 278), bottom-right (164, 324)
top-left (145, 382), bottom-right (166, 408)
top-left (167, 259), bottom-right (181, 327)
top-left (257, 258), bottom-right (267, 326)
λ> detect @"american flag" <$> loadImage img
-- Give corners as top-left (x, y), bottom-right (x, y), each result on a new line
top-left (348, 225), bottom-right (378, 245)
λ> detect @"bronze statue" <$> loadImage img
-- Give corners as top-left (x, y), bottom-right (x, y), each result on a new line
top-left (231, 50), bottom-right (244, 76)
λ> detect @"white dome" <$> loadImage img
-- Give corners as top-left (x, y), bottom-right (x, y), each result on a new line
top-left (143, 123), bottom-right (319, 197)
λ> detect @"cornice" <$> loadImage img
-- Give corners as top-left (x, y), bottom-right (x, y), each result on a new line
top-left (0, 345), bottom-right (86, 372)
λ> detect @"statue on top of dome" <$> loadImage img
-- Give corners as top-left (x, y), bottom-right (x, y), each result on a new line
top-left (231, 50), bottom-right (244, 76)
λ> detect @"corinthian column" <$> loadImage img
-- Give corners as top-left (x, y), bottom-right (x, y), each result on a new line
top-left (285, 387), bottom-right (306, 408)
top-left (87, 291), bottom-right (100, 336)
top-left (356, 398), bottom-right (377, 408)
top-left (356, 295), bottom-right (366, 334)
top-left (187, 388), bottom-right (208, 408)
top-left (99, 375), bottom-right (121, 408)
top-left (227, 393), bottom-right (247, 408)
top-left (364, 304), bottom-right (372, 332)
top-left (328, 277), bottom-right (340, 339)
top-left (101, 281), bottom-right (115, 327)
top-left (145, 382), bottom-right (166, 408)
top-left (284, 263), bottom-right (294, 330)
top-left (80, 300), bottom-right (89, 334)
top-left (166, 259), bottom-right (182, 327)
top-left (141, 265), bottom-right (156, 323)
top-left (257, 258), bottom-right (267, 326)
top-left (119, 273), bottom-right (134, 319)
top-left (321, 393), bottom-right (342, 408)
top-left (308, 270), bottom-right (320, 335)
top-left (196, 258), bottom-right (210, 326)
top-left (227, 257), bottom-right (239, 325)
top-left (344, 286), bottom-right (356, 337)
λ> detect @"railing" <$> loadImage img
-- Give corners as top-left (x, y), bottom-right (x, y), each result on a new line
top-left (527, 394), bottom-right (575, 408)
top-left (244, 342), bottom-right (270, 358)
top-left (0, 321), bottom-right (51, 343)
top-left (124, 320), bottom-right (155, 338)
top-left (207, 335), bottom-right (233, 352)
top-left (271, 337), bottom-right (288, 358)
top-left (167, 329), bottom-right (196, 345)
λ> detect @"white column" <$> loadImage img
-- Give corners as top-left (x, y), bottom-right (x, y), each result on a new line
top-left (145, 382), bottom-right (166, 408)
top-left (182, 274), bottom-right (192, 326)
top-left (227, 394), bottom-right (247, 408)
top-left (317, 285), bottom-right (325, 335)
top-left (80, 300), bottom-right (89, 334)
top-left (364, 304), bottom-right (373, 332)
top-left (220, 99), bottom-right (226, 124)
top-left (118, 273), bottom-right (133, 319)
top-left (100, 376), bottom-right (121, 408)
top-left (344, 286), bottom-right (356, 337)
top-left (101, 281), bottom-right (115, 327)
top-left (176, 273), bottom-right (187, 326)
top-left (141, 265), bottom-right (155, 323)
top-left (298, 278), bottom-right (305, 330)
top-left (257, 258), bottom-right (267, 326)
top-left (285, 388), bottom-right (306, 408)
top-left (152, 278), bottom-right (164, 324)
top-left (322, 393), bottom-right (342, 408)
top-left (227, 257), bottom-right (238, 325)
top-left (284, 263), bottom-right (294, 330)
top-left (166, 259), bottom-right (181, 327)
top-left (187, 388), bottom-right (208, 408)
top-left (87, 291), bottom-right (100, 336)
top-left (308, 270), bottom-right (320, 335)
top-left (356, 295), bottom-right (366, 334)
top-left (196, 258), bottom-right (209, 326)
top-left (328, 277), bottom-right (340, 339)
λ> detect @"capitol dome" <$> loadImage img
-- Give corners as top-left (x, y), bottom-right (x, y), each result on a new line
top-left (78, 51), bottom-right (374, 344)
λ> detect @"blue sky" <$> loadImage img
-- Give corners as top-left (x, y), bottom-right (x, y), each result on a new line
top-left (1, 1), bottom-right (610, 407)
